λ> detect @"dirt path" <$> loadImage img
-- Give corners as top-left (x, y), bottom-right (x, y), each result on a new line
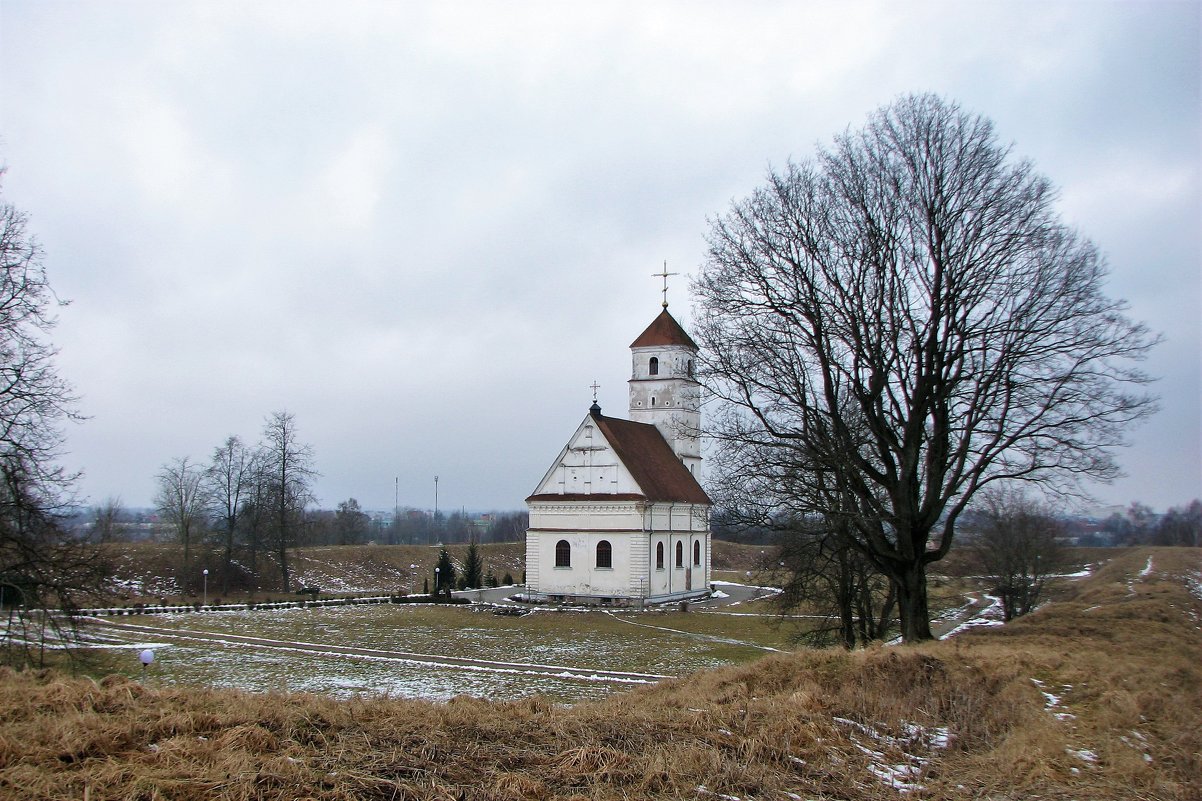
top-left (85, 618), bottom-right (673, 686)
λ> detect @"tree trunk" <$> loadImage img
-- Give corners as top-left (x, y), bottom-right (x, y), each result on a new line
top-left (895, 562), bottom-right (935, 642)
top-left (873, 582), bottom-right (897, 640)
top-left (222, 525), bottom-right (233, 596)
top-left (836, 551), bottom-right (856, 650)
top-left (278, 538), bottom-right (290, 592)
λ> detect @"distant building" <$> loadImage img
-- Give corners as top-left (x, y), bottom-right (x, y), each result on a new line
top-left (523, 305), bottom-right (712, 605)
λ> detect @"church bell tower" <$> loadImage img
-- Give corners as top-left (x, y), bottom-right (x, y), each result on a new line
top-left (628, 296), bottom-right (702, 476)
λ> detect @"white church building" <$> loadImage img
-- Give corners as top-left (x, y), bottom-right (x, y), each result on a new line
top-left (523, 305), bottom-right (712, 605)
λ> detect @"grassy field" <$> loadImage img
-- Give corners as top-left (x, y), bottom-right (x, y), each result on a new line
top-left (77, 539), bottom-right (1086, 705)
top-left (1, 547), bottom-right (1197, 800)
top-left (80, 603), bottom-right (794, 703)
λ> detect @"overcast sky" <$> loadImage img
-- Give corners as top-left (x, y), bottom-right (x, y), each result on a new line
top-left (0, 1), bottom-right (1198, 515)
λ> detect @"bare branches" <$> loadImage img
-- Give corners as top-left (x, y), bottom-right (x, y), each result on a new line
top-left (260, 410), bottom-right (318, 592)
top-left (696, 94), bottom-right (1158, 642)
top-left (154, 456), bottom-right (207, 565)
top-left (0, 177), bottom-right (79, 486)
top-left (967, 487), bottom-right (1065, 621)
top-left (0, 178), bottom-right (103, 666)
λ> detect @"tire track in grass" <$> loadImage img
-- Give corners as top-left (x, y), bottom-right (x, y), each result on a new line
top-left (603, 611), bottom-right (783, 652)
top-left (85, 618), bottom-right (673, 685)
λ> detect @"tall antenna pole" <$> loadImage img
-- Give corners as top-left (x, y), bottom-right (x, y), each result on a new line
top-left (434, 475), bottom-right (439, 519)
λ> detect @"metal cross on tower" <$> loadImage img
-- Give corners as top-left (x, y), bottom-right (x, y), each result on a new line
top-left (590, 381), bottom-right (600, 402)
top-left (654, 261), bottom-right (679, 308)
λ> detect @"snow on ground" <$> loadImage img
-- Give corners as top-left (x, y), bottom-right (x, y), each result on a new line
top-left (942, 594), bottom-right (1006, 637)
top-left (1186, 570), bottom-right (1202, 603)
top-left (709, 580), bottom-right (782, 607)
top-left (832, 716), bottom-right (951, 794)
top-left (1139, 556), bottom-right (1155, 578)
top-left (1031, 678), bottom-right (1076, 722)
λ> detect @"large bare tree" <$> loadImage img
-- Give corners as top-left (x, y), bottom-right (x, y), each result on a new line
top-left (260, 411), bottom-right (316, 592)
top-left (0, 177), bottom-right (110, 665)
top-left (695, 94), bottom-right (1157, 642)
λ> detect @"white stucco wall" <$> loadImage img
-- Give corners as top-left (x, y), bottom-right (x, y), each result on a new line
top-left (527, 500), bottom-right (709, 600)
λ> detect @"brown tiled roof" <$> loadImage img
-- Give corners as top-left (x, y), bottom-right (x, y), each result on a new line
top-left (629, 308), bottom-right (699, 350)
top-left (594, 415), bottom-right (711, 504)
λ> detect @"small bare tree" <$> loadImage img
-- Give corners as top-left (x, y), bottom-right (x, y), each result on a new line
top-left (260, 411), bottom-right (316, 592)
top-left (154, 456), bottom-right (207, 566)
top-left (969, 488), bottom-right (1065, 621)
top-left (334, 498), bottom-right (369, 546)
top-left (204, 435), bottom-right (258, 593)
top-left (91, 497), bottom-right (127, 541)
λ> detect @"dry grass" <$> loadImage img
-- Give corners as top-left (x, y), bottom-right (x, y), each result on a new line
top-left (3, 548), bottom-right (1199, 800)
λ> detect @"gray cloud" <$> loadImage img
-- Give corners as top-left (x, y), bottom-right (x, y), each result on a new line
top-left (1, 0), bottom-right (1197, 513)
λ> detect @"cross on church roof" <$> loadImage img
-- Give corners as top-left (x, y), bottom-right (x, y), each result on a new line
top-left (654, 261), bottom-right (679, 309)
top-left (590, 381), bottom-right (600, 402)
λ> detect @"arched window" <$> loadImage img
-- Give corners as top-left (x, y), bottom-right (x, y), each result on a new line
top-left (596, 540), bottom-right (612, 569)
top-left (649, 357), bottom-right (659, 376)
top-left (687, 359), bottom-right (694, 377)
top-left (675, 540), bottom-right (684, 568)
top-left (656, 542), bottom-right (664, 570)
top-left (693, 540), bottom-right (701, 566)
top-left (555, 540), bottom-right (571, 568)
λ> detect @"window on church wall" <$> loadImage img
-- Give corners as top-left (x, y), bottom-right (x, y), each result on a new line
top-left (693, 540), bottom-right (701, 566)
top-left (596, 540), bottom-right (612, 569)
top-left (656, 542), bottom-right (664, 570)
top-left (687, 359), bottom-right (694, 377)
top-left (675, 541), bottom-right (684, 568)
top-left (649, 357), bottom-right (659, 376)
top-left (555, 540), bottom-right (571, 568)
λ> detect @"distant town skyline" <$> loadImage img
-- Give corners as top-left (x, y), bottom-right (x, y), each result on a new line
top-left (0, 1), bottom-right (1197, 514)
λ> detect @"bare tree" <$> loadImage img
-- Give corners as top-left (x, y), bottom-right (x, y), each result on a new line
top-left (0, 174), bottom-right (80, 486)
top-left (334, 497), bottom-right (369, 546)
top-left (969, 488), bottom-right (1065, 621)
top-left (0, 179), bottom-right (109, 665)
top-left (91, 497), bottom-right (127, 541)
top-left (695, 94), bottom-right (1158, 642)
top-left (1153, 500), bottom-right (1201, 547)
top-left (154, 456), bottom-right (207, 566)
top-left (204, 435), bottom-right (258, 592)
top-left (260, 411), bottom-right (316, 592)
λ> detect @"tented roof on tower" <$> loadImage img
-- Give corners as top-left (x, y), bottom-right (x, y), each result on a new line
top-left (629, 308), bottom-right (699, 350)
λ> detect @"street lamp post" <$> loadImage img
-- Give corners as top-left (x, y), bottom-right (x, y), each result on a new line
top-left (434, 567), bottom-right (440, 598)
top-left (202, 569), bottom-right (209, 607)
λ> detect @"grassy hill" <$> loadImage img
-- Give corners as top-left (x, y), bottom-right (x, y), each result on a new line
top-left (105, 539), bottom-right (769, 602)
top-left (2, 547), bottom-right (1198, 799)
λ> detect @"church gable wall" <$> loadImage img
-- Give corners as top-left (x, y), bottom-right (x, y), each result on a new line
top-left (529, 419), bottom-right (642, 498)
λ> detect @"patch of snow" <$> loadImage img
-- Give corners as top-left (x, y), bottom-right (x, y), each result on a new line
top-left (1186, 571), bottom-right (1202, 603)
top-left (833, 717), bottom-right (950, 794)
top-left (696, 786), bottom-right (741, 801)
top-left (1067, 747), bottom-right (1098, 763)
top-left (1139, 557), bottom-right (1155, 578)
